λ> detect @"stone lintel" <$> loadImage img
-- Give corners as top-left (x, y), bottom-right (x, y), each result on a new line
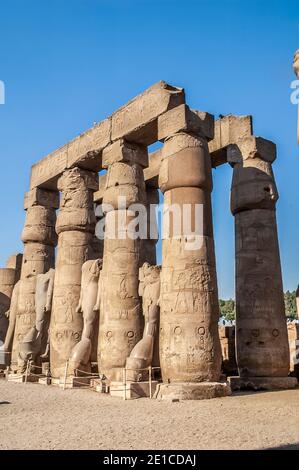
top-left (30, 81), bottom-right (185, 190)
top-left (111, 81), bottom-right (185, 144)
top-left (157, 104), bottom-right (214, 142)
top-left (228, 376), bottom-right (298, 391)
top-left (102, 139), bottom-right (148, 169)
top-left (208, 115), bottom-right (253, 167)
top-left (227, 136), bottom-right (276, 164)
top-left (24, 187), bottom-right (60, 210)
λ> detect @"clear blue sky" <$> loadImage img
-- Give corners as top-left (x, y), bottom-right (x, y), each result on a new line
top-left (0, 0), bottom-right (298, 298)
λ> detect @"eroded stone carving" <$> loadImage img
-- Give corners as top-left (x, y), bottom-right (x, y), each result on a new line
top-left (69, 259), bottom-right (102, 372)
top-left (18, 269), bottom-right (55, 372)
top-left (126, 263), bottom-right (161, 380)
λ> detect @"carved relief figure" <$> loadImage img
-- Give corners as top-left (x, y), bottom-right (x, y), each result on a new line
top-left (18, 269), bottom-right (55, 372)
top-left (69, 259), bottom-right (102, 372)
top-left (126, 263), bottom-right (161, 381)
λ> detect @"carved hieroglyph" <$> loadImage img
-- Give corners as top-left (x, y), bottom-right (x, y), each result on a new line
top-left (126, 263), bottom-right (161, 381)
top-left (50, 167), bottom-right (98, 379)
top-left (229, 137), bottom-right (290, 377)
top-left (69, 259), bottom-right (102, 372)
top-left (98, 140), bottom-right (147, 382)
top-left (11, 190), bottom-right (58, 372)
top-left (18, 268), bottom-right (55, 371)
top-left (158, 130), bottom-right (222, 383)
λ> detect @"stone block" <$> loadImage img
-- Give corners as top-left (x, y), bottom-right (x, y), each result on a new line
top-left (111, 81), bottom-right (185, 145)
top-left (30, 145), bottom-right (68, 190)
top-left (109, 380), bottom-right (158, 399)
top-left (38, 377), bottom-right (51, 385)
top-left (157, 104), bottom-right (214, 141)
top-left (227, 136), bottom-right (276, 164)
top-left (228, 376), bottom-right (298, 391)
top-left (102, 139), bottom-right (148, 168)
top-left (24, 188), bottom-right (59, 210)
top-left (155, 382), bottom-right (231, 400)
top-left (5, 253), bottom-right (23, 272)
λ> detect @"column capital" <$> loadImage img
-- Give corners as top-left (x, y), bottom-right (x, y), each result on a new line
top-left (24, 188), bottom-right (59, 210)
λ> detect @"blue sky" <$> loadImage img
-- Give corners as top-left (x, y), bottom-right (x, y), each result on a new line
top-left (0, 0), bottom-right (298, 298)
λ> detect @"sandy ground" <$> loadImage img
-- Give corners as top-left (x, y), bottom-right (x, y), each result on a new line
top-left (0, 380), bottom-right (299, 450)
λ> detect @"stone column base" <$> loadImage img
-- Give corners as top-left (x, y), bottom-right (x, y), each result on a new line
top-left (228, 376), bottom-right (298, 391)
top-left (38, 376), bottom-right (51, 385)
top-left (155, 382), bottom-right (231, 401)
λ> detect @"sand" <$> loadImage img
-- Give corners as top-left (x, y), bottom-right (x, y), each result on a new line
top-left (0, 380), bottom-right (298, 450)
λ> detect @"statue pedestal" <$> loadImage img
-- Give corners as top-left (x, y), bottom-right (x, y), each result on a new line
top-left (228, 376), bottom-right (298, 391)
top-left (109, 380), bottom-right (159, 399)
top-left (155, 382), bottom-right (231, 401)
top-left (38, 376), bottom-right (51, 385)
top-left (51, 376), bottom-right (92, 388)
top-left (7, 373), bottom-right (38, 383)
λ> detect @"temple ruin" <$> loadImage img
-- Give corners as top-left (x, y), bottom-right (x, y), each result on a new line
top-left (0, 81), bottom-right (297, 398)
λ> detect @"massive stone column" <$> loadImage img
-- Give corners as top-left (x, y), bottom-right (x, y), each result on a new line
top-left (98, 139), bottom-right (147, 382)
top-left (11, 189), bottom-right (58, 372)
top-left (229, 137), bottom-right (297, 390)
top-left (156, 109), bottom-right (230, 400)
top-left (50, 167), bottom-right (98, 379)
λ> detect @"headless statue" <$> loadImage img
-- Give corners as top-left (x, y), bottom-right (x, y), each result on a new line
top-left (126, 263), bottom-right (161, 381)
top-left (3, 281), bottom-right (21, 361)
top-left (69, 259), bottom-right (102, 373)
top-left (18, 269), bottom-right (55, 372)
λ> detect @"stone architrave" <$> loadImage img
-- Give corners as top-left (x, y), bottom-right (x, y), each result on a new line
top-left (97, 140), bottom-right (147, 382)
top-left (10, 189), bottom-right (58, 372)
top-left (50, 167), bottom-right (98, 379)
top-left (229, 137), bottom-right (297, 389)
top-left (69, 259), bottom-right (102, 373)
top-left (157, 115), bottom-right (230, 400)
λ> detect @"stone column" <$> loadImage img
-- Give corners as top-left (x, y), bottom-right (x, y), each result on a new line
top-left (11, 189), bottom-right (58, 372)
top-left (229, 137), bottom-right (297, 390)
top-left (296, 285), bottom-right (299, 320)
top-left (50, 167), bottom-right (98, 379)
top-left (98, 139), bottom-right (148, 382)
top-left (157, 120), bottom-right (230, 400)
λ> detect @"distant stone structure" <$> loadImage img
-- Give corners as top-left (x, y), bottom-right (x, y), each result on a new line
top-left (1, 82), bottom-right (297, 397)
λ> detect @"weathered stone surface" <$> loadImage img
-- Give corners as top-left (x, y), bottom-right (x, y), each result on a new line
top-left (30, 145), bottom-right (68, 190)
top-left (231, 142), bottom-right (290, 379)
top-left (24, 188), bottom-right (59, 210)
top-left (3, 281), bottom-right (20, 354)
top-left (50, 168), bottom-right (98, 379)
top-left (5, 253), bottom-right (23, 277)
top-left (157, 104), bottom-right (214, 142)
top-left (126, 263), bottom-right (161, 381)
top-left (109, 380), bottom-right (158, 399)
top-left (111, 81), bottom-right (185, 144)
top-left (102, 139), bottom-right (148, 169)
top-left (159, 132), bottom-right (222, 385)
top-left (228, 376), bottom-right (298, 391)
top-left (227, 137), bottom-right (276, 164)
top-left (155, 382), bottom-right (231, 400)
top-left (296, 285), bottom-right (299, 319)
top-left (209, 115), bottom-right (253, 167)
